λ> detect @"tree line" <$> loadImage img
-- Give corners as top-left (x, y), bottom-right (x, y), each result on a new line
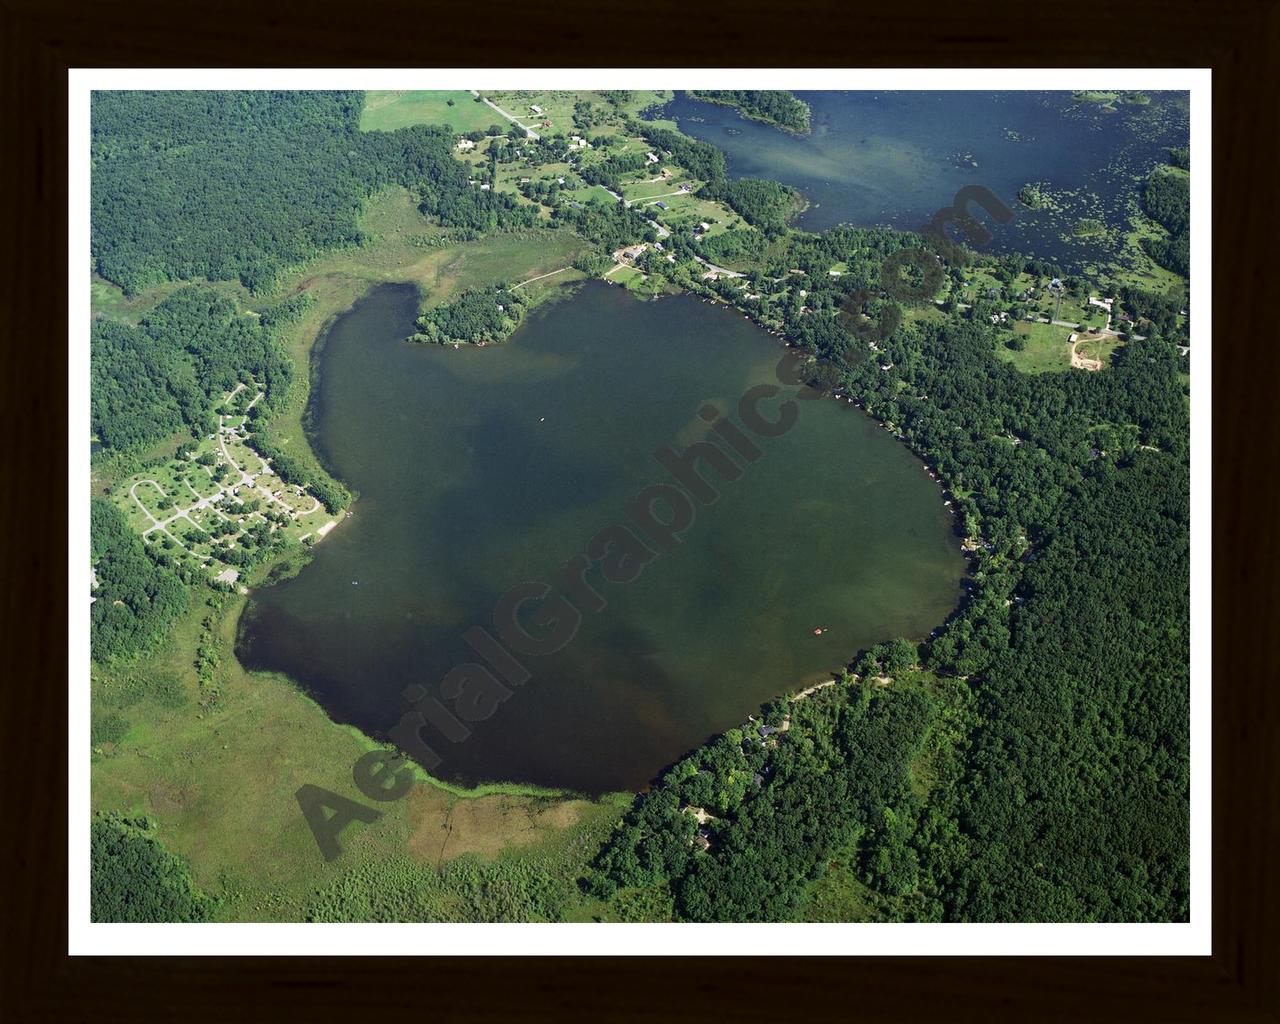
top-left (591, 677), bottom-right (946, 920)
top-left (1141, 161), bottom-right (1191, 278)
top-left (92, 91), bottom-right (536, 294)
top-left (590, 212), bottom-right (1190, 922)
top-left (90, 499), bottom-right (189, 662)
top-left (686, 90), bottom-right (812, 134)
top-left (91, 286), bottom-right (293, 453)
top-left (91, 813), bottom-right (211, 921)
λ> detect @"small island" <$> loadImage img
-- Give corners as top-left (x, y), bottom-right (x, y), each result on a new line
top-left (685, 89), bottom-right (812, 134)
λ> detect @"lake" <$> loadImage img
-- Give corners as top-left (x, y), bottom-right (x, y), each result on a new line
top-left (659, 91), bottom-right (1190, 270)
top-left (237, 281), bottom-right (965, 793)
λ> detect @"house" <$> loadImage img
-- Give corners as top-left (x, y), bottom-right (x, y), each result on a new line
top-left (645, 151), bottom-right (659, 164)
top-left (529, 104), bottom-right (542, 114)
top-left (699, 221), bottom-right (711, 231)
top-left (456, 138), bottom-right (475, 151)
top-left (480, 182), bottom-right (491, 190)
top-left (655, 201), bottom-right (669, 210)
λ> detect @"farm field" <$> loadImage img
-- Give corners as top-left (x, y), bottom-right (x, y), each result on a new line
top-left (360, 90), bottom-right (497, 134)
top-left (997, 320), bottom-right (1075, 373)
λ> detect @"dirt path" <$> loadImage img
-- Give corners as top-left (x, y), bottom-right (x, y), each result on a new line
top-left (512, 266), bottom-right (570, 289)
top-left (1070, 335), bottom-right (1103, 371)
top-left (792, 680), bottom-right (836, 702)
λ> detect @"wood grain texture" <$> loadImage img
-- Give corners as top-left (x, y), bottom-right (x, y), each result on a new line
top-left (1, 0), bottom-right (1275, 1018)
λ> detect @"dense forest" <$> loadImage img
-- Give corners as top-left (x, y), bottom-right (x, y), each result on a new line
top-left (1141, 162), bottom-right (1191, 277)
top-left (685, 90), bottom-right (812, 133)
top-left (592, 676), bottom-right (954, 920)
top-left (91, 91), bottom-right (533, 293)
top-left (91, 286), bottom-right (292, 452)
top-left (591, 222), bottom-right (1190, 921)
top-left (91, 813), bottom-right (211, 922)
top-left (90, 499), bottom-right (189, 662)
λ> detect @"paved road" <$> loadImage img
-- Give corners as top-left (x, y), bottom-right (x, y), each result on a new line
top-left (694, 255), bottom-right (745, 279)
top-left (471, 90), bottom-right (540, 140)
top-left (130, 386), bottom-right (322, 555)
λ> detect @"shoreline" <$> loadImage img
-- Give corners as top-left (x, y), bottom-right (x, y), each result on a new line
top-left (682, 91), bottom-right (813, 137)
top-left (240, 274), bottom-right (969, 804)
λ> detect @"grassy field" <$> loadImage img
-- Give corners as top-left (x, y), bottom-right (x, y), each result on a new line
top-left (1099, 212), bottom-right (1187, 296)
top-left (91, 274), bottom-right (250, 325)
top-left (791, 842), bottom-right (890, 922)
top-left (91, 585), bottom-right (628, 920)
top-left (1075, 332), bottom-right (1126, 367)
top-left (483, 90), bottom-right (671, 140)
top-left (997, 320), bottom-right (1075, 373)
top-left (360, 91), bottom-right (498, 134)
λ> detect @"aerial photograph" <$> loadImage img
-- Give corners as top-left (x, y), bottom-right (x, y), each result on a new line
top-left (87, 85), bottom-right (1192, 926)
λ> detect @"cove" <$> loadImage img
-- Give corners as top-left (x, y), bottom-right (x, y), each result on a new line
top-left (237, 281), bottom-right (965, 794)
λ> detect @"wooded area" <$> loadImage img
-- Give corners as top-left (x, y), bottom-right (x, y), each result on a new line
top-left (590, 219), bottom-right (1190, 921)
top-left (686, 90), bottom-right (813, 133)
top-left (90, 498), bottom-right (189, 662)
top-left (87, 89), bottom-right (1191, 925)
top-left (91, 286), bottom-right (292, 452)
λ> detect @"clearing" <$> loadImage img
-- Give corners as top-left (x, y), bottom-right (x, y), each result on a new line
top-left (360, 91), bottom-right (498, 134)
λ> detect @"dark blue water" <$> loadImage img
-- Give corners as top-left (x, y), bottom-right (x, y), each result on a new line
top-left (660, 91), bottom-right (1189, 270)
